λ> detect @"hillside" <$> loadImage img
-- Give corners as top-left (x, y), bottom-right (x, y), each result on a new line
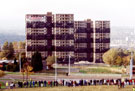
top-left (0, 33), bottom-right (25, 45)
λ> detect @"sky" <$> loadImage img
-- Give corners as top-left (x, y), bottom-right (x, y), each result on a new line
top-left (0, 0), bottom-right (135, 35)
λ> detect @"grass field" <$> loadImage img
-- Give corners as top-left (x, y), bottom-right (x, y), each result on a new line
top-left (79, 66), bottom-right (122, 74)
top-left (2, 85), bottom-right (134, 91)
top-left (4, 66), bottom-right (123, 75)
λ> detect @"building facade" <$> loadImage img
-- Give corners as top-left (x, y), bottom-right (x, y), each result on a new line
top-left (26, 12), bottom-right (110, 64)
top-left (55, 14), bottom-right (74, 64)
top-left (26, 12), bottom-right (54, 61)
top-left (94, 21), bottom-right (110, 63)
top-left (74, 19), bottom-right (94, 62)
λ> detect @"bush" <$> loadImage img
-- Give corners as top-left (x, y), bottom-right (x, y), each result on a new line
top-left (46, 55), bottom-right (56, 69)
top-left (0, 70), bottom-right (5, 77)
top-left (6, 63), bottom-right (19, 72)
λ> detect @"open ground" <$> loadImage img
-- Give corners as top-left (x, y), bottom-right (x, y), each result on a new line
top-left (2, 85), bottom-right (134, 91)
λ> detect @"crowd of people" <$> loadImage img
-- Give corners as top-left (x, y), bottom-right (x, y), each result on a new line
top-left (4, 78), bottom-right (135, 89)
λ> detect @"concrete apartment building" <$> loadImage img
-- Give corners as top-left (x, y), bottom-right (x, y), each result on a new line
top-left (26, 12), bottom-right (110, 64)
top-left (26, 12), bottom-right (54, 61)
top-left (74, 19), bottom-right (94, 62)
top-left (55, 14), bottom-right (74, 63)
top-left (94, 21), bottom-right (110, 63)
top-left (26, 12), bottom-right (74, 63)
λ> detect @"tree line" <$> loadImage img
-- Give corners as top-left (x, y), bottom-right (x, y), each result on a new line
top-left (103, 48), bottom-right (135, 66)
top-left (0, 41), bottom-right (25, 60)
top-left (0, 41), bottom-right (25, 72)
top-left (0, 41), bottom-right (55, 72)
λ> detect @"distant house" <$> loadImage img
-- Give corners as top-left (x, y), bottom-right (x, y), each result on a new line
top-left (0, 60), bottom-right (17, 64)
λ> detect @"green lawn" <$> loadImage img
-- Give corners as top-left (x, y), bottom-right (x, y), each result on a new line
top-left (79, 66), bottom-right (122, 74)
top-left (4, 66), bottom-right (123, 75)
top-left (2, 85), bottom-right (134, 91)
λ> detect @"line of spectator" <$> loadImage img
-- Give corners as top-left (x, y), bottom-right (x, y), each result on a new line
top-left (5, 78), bottom-right (135, 89)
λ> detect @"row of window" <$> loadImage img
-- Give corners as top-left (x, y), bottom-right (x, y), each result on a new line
top-left (95, 33), bottom-right (110, 39)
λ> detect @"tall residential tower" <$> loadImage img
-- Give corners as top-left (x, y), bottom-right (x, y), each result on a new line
top-left (94, 21), bottom-right (110, 63)
top-left (55, 14), bottom-right (74, 63)
top-left (26, 12), bottom-right (54, 61)
top-left (74, 19), bottom-right (94, 62)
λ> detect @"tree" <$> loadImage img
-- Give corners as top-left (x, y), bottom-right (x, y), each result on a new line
top-left (22, 62), bottom-right (33, 81)
top-left (46, 55), bottom-right (56, 69)
top-left (15, 52), bottom-right (26, 62)
top-left (0, 51), bottom-right (8, 59)
top-left (12, 41), bottom-right (25, 50)
top-left (0, 41), bottom-right (9, 59)
top-left (115, 56), bottom-right (123, 66)
top-left (31, 51), bottom-right (43, 72)
top-left (103, 48), bottom-right (131, 66)
top-left (12, 41), bottom-right (18, 50)
top-left (103, 48), bottom-right (118, 66)
top-left (19, 41), bottom-right (25, 49)
top-left (0, 42), bottom-right (14, 60)
top-left (2, 41), bottom-right (8, 50)
top-left (122, 56), bottom-right (130, 66)
top-left (7, 42), bottom-right (14, 59)
top-left (0, 70), bottom-right (5, 77)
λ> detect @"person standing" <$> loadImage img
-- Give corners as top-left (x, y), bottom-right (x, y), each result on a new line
top-left (56, 80), bottom-right (58, 86)
top-left (118, 79), bottom-right (121, 89)
top-left (44, 80), bottom-right (46, 87)
top-left (94, 80), bottom-right (96, 86)
top-left (20, 81), bottom-right (23, 88)
top-left (23, 81), bottom-right (26, 88)
top-left (33, 81), bottom-right (35, 87)
top-left (10, 82), bottom-right (14, 89)
top-left (39, 81), bottom-right (41, 87)
top-left (41, 81), bottom-right (43, 87)
top-left (114, 79), bottom-right (116, 85)
top-left (121, 78), bottom-right (125, 88)
top-left (26, 81), bottom-right (29, 88)
top-left (6, 81), bottom-right (9, 89)
top-left (30, 81), bottom-right (32, 88)
top-left (50, 81), bottom-right (52, 87)
top-left (17, 81), bottom-right (20, 88)
top-left (0, 83), bottom-right (1, 89)
top-left (62, 80), bottom-right (64, 86)
top-left (35, 81), bottom-right (37, 87)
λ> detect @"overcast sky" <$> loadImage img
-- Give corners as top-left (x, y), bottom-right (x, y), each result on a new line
top-left (0, 0), bottom-right (135, 34)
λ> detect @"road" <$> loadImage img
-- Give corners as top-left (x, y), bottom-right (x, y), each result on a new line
top-left (0, 73), bottom-right (122, 83)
